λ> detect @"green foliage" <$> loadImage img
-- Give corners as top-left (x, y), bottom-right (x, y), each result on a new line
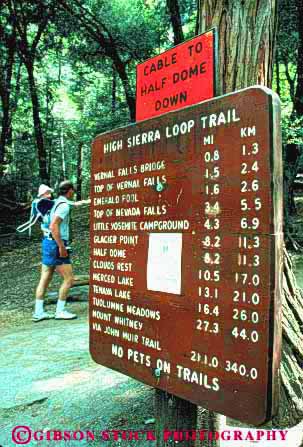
top-left (0, 0), bottom-right (301, 202)
top-left (281, 115), bottom-right (303, 147)
top-left (276, 0), bottom-right (298, 65)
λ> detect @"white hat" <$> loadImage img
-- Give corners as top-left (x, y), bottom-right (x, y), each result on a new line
top-left (38, 184), bottom-right (53, 197)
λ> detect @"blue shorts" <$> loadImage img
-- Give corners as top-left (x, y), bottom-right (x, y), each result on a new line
top-left (42, 238), bottom-right (71, 266)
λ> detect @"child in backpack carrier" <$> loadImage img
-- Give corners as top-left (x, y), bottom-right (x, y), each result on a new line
top-left (16, 184), bottom-right (54, 237)
top-left (36, 184), bottom-right (55, 237)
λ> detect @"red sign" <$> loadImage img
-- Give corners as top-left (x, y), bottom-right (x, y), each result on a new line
top-left (136, 29), bottom-right (216, 121)
top-left (90, 87), bottom-right (282, 425)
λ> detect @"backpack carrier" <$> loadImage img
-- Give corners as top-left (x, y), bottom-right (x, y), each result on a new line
top-left (16, 198), bottom-right (55, 236)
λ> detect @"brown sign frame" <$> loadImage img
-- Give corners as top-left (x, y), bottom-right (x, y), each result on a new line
top-left (89, 86), bottom-right (283, 425)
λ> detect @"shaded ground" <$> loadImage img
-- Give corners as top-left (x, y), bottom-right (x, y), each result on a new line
top-left (0, 312), bottom-right (155, 447)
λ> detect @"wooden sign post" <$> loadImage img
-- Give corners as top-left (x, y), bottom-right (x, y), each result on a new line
top-left (89, 86), bottom-right (283, 430)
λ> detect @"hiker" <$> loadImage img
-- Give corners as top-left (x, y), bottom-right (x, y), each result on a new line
top-left (33, 180), bottom-right (79, 322)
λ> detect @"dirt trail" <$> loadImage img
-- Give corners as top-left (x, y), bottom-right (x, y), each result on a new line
top-left (0, 304), bottom-right (155, 447)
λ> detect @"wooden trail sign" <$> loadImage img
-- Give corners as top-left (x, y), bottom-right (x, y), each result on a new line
top-left (89, 86), bottom-right (283, 426)
top-left (136, 29), bottom-right (217, 121)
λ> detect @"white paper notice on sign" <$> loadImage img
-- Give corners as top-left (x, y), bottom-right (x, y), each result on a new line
top-left (147, 233), bottom-right (182, 295)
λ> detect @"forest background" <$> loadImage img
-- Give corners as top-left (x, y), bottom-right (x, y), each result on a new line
top-left (0, 0), bottom-right (302, 244)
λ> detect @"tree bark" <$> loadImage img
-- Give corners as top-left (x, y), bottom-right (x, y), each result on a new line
top-left (274, 249), bottom-right (303, 426)
top-left (0, 18), bottom-right (17, 167)
top-left (275, 53), bottom-right (281, 97)
top-left (7, 0), bottom-right (55, 184)
top-left (198, 0), bottom-right (303, 428)
top-left (195, 0), bottom-right (200, 36)
top-left (107, 51), bottom-right (135, 121)
top-left (112, 65), bottom-right (117, 114)
top-left (25, 59), bottom-right (49, 184)
top-left (198, 0), bottom-right (277, 95)
top-left (60, 127), bottom-right (66, 179)
top-left (77, 142), bottom-right (83, 200)
top-left (293, 0), bottom-right (303, 115)
top-left (0, 93), bottom-right (11, 165)
top-left (166, 0), bottom-right (184, 45)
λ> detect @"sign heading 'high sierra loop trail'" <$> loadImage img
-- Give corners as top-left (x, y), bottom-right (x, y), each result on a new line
top-left (89, 87), bottom-right (283, 425)
top-left (136, 30), bottom-right (216, 121)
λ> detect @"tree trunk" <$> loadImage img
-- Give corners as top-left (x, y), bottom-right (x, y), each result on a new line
top-left (77, 142), bottom-right (83, 201)
top-left (0, 29), bottom-right (16, 167)
top-left (60, 127), bottom-right (66, 179)
top-left (26, 59), bottom-right (49, 184)
top-left (112, 65), bottom-right (116, 114)
top-left (293, 0), bottom-right (303, 116)
top-left (167, 0), bottom-right (184, 45)
top-left (275, 54), bottom-right (281, 97)
top-left (112, 56), bottom-right (135, 121)
top-left (195, 0), bottom-right (200, 36)
top-left (274, 248), bottom-right (303, 427)
top-left (6, 61), bottom-right (22, 151)
top-left (198, 0), bottom-right (277, 95)
top-left (0, 93), bottom-right (11, 165)
top-left (198, 0), bottom-right (303, 428)
top-left (10, 60), bottom-right (22, 121)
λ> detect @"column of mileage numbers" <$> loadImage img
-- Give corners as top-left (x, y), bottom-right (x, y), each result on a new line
top-left (197, 144), bottom-right (222, 336)
top-left (232, 140), bottom-right (263, 346)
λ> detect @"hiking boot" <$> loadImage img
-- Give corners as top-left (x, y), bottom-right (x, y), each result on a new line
top-left (55, 310), bottom-right (77, 320)
top-left (32, 311), bottom-right (54, 322)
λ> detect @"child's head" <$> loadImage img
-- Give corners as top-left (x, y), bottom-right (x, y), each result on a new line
top-left (38, 184), bottom-right (53, 199)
